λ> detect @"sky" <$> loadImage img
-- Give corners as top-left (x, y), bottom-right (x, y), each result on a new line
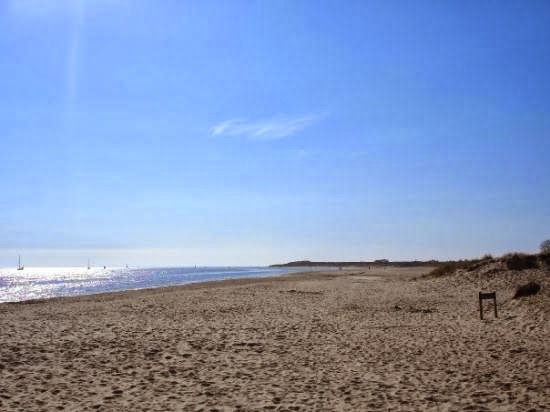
top-left (1, 0), bottom-right (549, 266)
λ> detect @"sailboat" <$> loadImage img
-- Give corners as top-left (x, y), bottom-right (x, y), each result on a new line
top-left (87, 259), bottom-right (91, 270)
top-left (17, 255), bottom-right (24, 271)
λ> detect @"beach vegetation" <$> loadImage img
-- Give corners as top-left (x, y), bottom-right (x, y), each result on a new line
top-left (538, 251), bottom-right (550, 266)
top-left (424, 263), bottom-right (458, 278)
top-left (422, 259), bottom-right (482, 278)
top-left (513, 282), bottom-right (541, 299)
top-left (503, 253), bottom-right (539, 270)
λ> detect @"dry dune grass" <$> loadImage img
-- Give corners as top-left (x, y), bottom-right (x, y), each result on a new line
top-left (0, 264), bottom-right (549, 411)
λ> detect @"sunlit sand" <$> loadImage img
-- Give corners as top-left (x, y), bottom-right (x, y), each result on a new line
top-left (1, 264), bottom-right (548, 410)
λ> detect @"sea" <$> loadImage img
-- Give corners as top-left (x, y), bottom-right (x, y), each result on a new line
top-left (0, 266), bottom-right (308, 303)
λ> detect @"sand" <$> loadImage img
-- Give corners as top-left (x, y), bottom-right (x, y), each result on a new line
top-left (1, 265), bottom-right (549, 411)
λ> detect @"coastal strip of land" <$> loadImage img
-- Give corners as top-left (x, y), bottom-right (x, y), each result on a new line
top-left (1, 264), bottom-right (548, 411)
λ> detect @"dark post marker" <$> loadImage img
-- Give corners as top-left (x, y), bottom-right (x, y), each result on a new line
top-left (479, 291), bottom-right (497, 320)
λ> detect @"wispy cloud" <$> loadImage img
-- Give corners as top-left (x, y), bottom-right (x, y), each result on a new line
top-left (210, 114), bottom-right (320, 140)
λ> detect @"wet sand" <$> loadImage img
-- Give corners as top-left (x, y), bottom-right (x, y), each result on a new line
top-left (1, 265), bottom-right (549, 411)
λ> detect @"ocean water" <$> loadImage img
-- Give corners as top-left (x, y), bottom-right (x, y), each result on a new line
top-left (0, 266), bottom-right (306, 303)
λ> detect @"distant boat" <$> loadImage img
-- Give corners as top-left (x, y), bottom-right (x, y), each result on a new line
top-left (17, 255), bottom-right (24, 271)
top-left (87, 259), bottom-right (91, 270)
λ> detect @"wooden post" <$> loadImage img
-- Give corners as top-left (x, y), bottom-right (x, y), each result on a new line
top-left (479, 292), bottom-right (483, 320)
top-left (479, 292), bottom-right (497, 320)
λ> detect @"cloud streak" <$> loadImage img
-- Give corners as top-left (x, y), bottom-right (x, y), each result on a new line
top-left (210, 114), bottom-right (320, 140)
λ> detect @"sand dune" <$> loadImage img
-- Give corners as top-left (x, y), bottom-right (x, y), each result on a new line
top-left (1, 265), bottom-right (548, 411)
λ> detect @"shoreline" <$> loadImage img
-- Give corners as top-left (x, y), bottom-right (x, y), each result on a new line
top-left (1, 266), bottom-right (325, 305)
top-left (0, 269), bottom-right (318, 306)
top-left (0, 265), bottom-right (402, 306)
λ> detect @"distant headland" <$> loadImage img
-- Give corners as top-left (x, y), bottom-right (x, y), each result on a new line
top-left (269, 259), bottom-right (440, 268)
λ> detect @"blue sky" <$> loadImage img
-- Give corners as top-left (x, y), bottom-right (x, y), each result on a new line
top-left (1, 0), bottom-right (549, 266)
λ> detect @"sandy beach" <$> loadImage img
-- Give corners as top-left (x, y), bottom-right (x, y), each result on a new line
top-left (1, 265), bottom-right (549, 411)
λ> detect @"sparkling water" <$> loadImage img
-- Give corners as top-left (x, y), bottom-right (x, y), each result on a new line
top-left (0, 266), bottom-right (306, 303)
